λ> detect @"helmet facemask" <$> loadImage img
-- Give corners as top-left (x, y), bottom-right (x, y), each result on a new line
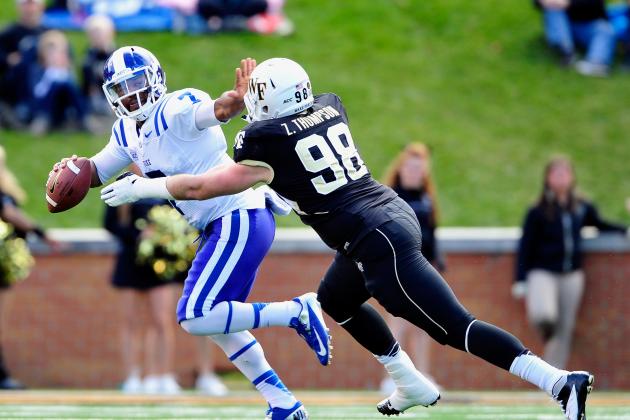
top-left (103, 66), bottom-right (164, 121)
top-left (102, 46), bottom-right (167, 121)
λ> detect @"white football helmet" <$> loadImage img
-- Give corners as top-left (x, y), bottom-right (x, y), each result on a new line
top-left (102, 46), bottom-right (167, 121)
top-left (244, 58), bottom-right (313, 122)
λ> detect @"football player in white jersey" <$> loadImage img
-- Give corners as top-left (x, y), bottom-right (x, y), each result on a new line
top-left (50, 47), bottom-right (330, 420)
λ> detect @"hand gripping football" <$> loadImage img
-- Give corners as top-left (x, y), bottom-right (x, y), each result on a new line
top-left (46, 157), bottom-right (92, 213)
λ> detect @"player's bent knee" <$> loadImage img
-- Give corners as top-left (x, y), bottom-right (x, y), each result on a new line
top-left (180, 318), bottom-right (195, 334)
top-left (180, 316), bottom-right (223, 336)
top-left (317, 282), bottom-right (352, 323)
top-left (179, 318), bottom-right (205, 335)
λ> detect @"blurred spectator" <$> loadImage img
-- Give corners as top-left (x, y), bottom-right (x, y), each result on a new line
top-left (194, 338), bottom-right (229, 395)
top-left (0, 145), bottom-right (58, 389)
top-left (379, 143), bottom-right (444, 394)
top-left (607, 1), bottom-right (630, 67)
top-left (0, 146), bottom-right (58, 245)
top-left (0, 0), bottom-right (48, 129)
top-left (514, 156), bottom-right (628, 369)
top-left (81, 14), bottom-right (116, 117)
top-left (27, 30), bottom-right (93, 135)
top-left (44, 0), bottom-right (179, 32)
top-left (195, 0), bottom-right (293, 35)
top-left (104, 199), bottom-right (182, 394)
top-left (534, 0), bottom-right (615, 76)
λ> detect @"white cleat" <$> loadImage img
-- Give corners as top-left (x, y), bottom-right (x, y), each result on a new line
top-left (376, 351), bottom-right (440, 415)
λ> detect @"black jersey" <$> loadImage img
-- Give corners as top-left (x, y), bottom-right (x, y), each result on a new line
top-left (234, 93), bottom-right (397, 252)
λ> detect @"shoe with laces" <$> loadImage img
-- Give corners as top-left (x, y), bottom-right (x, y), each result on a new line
top-left (289, 292), bottom-right (332, 366)
top-left (265, 401), bottom-right (308, 419)
top-left (376, 351), bottom-right (440, 416)
top-left (554, 371), bottom-right (594, 420)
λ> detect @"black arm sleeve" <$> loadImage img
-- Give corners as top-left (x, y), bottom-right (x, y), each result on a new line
top-left (516, 208), bottom-right (538, 282)
top-left (583, 201), bottom-right (627, 233)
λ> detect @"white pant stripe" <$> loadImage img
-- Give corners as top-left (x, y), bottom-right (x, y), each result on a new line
top-left (185, 214), bottom-right (232, 320)
top-left (200, 209), bottom-right (250, 316)
top-left (375, 228), bottom-right (448, 336)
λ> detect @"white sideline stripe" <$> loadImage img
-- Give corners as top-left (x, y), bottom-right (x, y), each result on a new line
top-left (45, 194), bottom-right (57, 207)
top-left (338, 316), bottom-right (353, 326)
top-left (67, 160), bottom-right (80, 175)
top-left (375, 228), bottom-right (448, 336)
top-left (464, 319), bottom-right (477, 353)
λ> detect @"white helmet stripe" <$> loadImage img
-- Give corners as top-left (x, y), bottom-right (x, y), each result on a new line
top-left (102, 46), bottom-right (167, 122)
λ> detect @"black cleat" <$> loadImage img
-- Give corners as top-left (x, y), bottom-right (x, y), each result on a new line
top-left (554, 371), bottom-right (594, 420)
top-left (376, 394), bottom-right (439, 416)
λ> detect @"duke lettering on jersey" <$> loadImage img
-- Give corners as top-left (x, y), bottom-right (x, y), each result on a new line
top-left (234, 93), bottom-right (397, 252)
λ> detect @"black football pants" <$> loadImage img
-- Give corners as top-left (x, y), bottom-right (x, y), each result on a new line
top-left (317, 198), bottom-right (527, 371)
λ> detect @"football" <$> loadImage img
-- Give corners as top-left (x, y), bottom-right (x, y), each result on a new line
top-left (45, 157), bottom-right (92, 213)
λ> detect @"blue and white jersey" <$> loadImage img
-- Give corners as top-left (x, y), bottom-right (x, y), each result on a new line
top-left (91, 88), bottom-right (265, 230)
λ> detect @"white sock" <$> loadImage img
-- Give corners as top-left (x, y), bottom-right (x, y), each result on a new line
top-left (211, 331), bottom-right (296, 409)
top-left (257, 301), bottom-right (302, 328)
top-left (180, 300), bottom-right (301, 335)
top-left (509, 352), bottom-right (568, 396)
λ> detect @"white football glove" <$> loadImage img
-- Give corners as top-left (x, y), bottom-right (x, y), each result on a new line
top-left (100, 174), bottom-right (173, 207)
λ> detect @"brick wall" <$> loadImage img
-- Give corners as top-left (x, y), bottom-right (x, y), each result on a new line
top-left (2, 232), bottom-right (628, 390)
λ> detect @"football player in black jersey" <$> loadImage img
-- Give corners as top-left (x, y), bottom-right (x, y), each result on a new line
top-left (102, 58), bottom-right (593, 420)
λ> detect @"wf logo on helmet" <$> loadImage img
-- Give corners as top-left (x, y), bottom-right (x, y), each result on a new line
top-left (249, 79), bottom-right (267, 100)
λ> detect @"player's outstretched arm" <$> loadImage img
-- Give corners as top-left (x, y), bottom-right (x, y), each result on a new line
top-left (212, 58), bottom-right (256, 122)
top-left (100, 162), bottom-right (272, 207)
top-left (168, 161), bottom-right (271, 200)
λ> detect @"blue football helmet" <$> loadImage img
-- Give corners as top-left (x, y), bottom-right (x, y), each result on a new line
top-left (102, 46), bottom-right (167, 121)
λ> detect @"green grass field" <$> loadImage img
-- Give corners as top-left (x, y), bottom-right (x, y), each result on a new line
top-left (3, 404), bottom-right (628, 419)
top-left (2, 1), bottom-right (630, 228)
top-left (0, 391), bottom-right (628, 419)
